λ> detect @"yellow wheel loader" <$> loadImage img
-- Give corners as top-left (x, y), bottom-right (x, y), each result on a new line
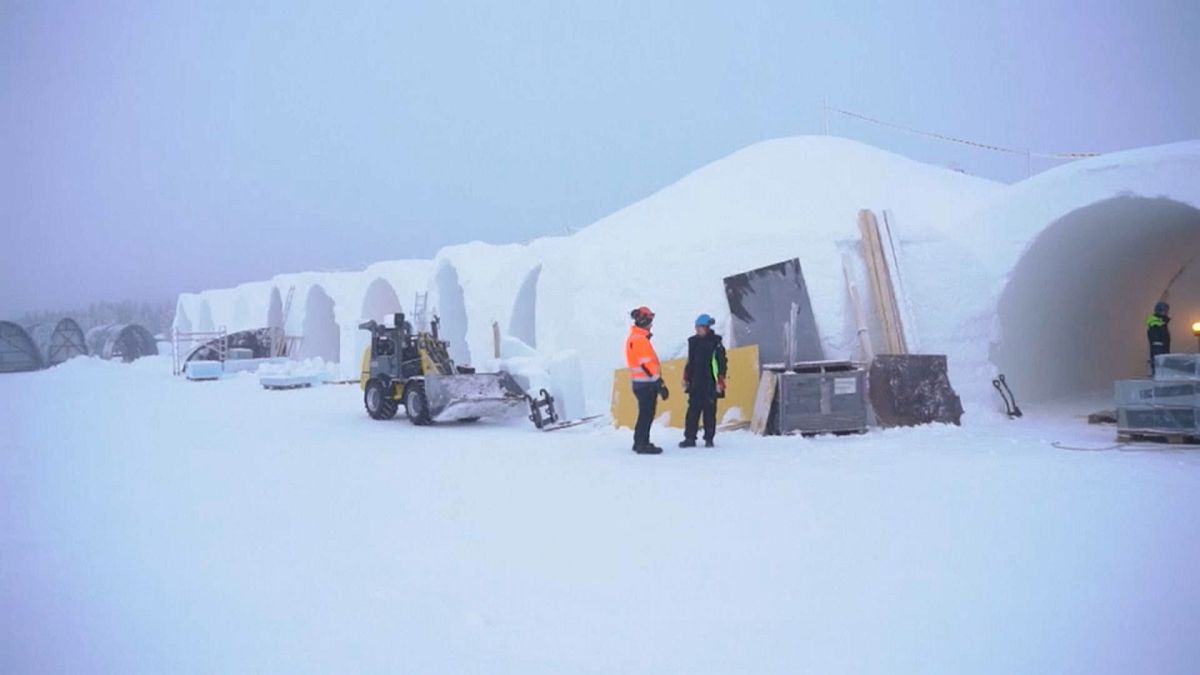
top-left (358, 313), bottom-right (530, 425)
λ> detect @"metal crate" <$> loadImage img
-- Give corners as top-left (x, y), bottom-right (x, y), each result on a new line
top-left (776, 366), bottom-right (868, 435)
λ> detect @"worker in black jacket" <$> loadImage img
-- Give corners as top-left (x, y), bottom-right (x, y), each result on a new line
top-left (680, 314), bottom-right (728, 448)
top-left (1147, 301), bottom-right (1172, 376)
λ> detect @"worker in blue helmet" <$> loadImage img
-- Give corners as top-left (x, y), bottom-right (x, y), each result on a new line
top-left (1147, 301), bottom-right (1172, 376)
top-left (680, 313), bottom-right (728, 448)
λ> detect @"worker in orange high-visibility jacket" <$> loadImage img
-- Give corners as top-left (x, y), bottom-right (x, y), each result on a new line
top-left (626, 306), bottom-right (668, 454)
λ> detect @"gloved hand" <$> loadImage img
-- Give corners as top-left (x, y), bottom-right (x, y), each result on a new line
top-left (682, 378), bottom-right (689, 394)
top-left (717, 376), bottom-right (726, 393)
top-left (659, 383), bottom-right (670, 401)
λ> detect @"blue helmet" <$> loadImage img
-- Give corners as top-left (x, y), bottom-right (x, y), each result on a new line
top-left (1155, 301), bottom-right (1170, 315)
top-left (694, 313), bottom-right (716, 327)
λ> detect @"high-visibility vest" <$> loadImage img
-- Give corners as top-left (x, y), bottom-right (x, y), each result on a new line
top-left (625, 326), bottom-right (661, 383)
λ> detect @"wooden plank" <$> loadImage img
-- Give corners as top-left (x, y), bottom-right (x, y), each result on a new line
top-left (749, 370), bottom-right (779, 435)
top-left (858, 209), bottom-right (908, 354)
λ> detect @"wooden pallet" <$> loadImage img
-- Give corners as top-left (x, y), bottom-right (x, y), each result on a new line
top-left (1118, 430), bottom-right (1200, 445)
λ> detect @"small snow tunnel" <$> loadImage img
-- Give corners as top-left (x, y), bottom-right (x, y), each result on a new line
top-left (508, 265), bottom-right (541, 349)
top-left (32, 318), bottom-right (88, 366)
top-left (299, 284), bottom-right (340, 363)
top-left (86, 324), bottom-right (158, 362)
top-left (434, 262), bottom-right (472, 365)
top-left (993, 196), bottom-right (1200, 401)
top-left (0, 321), bottom-right (45, 373)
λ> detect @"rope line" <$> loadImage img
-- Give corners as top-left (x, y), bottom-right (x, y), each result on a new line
top-left (826, 105), bottom-right (1101, 160)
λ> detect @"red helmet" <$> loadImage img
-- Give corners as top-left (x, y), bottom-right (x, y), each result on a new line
top-left (630, 306), bottom-right (655, 326)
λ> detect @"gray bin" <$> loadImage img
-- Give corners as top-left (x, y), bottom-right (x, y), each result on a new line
top-left (776, 368), bottom-right (868, 435)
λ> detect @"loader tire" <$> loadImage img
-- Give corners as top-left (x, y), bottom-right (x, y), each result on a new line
top-left (364, 378), bottom-right (398, 420)
top-left (404, 381), bottom-right (433, 426)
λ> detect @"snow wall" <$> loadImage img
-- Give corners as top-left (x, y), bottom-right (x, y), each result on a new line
top-left (173, 137), bottom-right (1200, 418)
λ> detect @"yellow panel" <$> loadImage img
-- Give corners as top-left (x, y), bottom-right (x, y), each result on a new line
top-left (610, 344), bottom-right (760, 429)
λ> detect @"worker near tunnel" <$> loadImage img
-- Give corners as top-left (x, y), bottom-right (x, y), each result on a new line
top-left (1147, 301), bottom-right (1172, 375)
top-left (626, 306), bottom-right (667, 454)
top-left (680, 313), bottom-right (728, 448)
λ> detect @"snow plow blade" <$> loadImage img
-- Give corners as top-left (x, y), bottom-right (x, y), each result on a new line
top-left (424, 372), bottom-right (529, 423)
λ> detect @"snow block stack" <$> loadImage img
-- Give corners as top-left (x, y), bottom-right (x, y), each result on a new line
top-left (1116, 355), bottom-right (1200, 437)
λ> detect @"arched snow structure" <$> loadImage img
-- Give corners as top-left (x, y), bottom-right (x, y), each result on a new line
top-left (509, 264), bottom-right (541, 349)
top-left (361, 277), bottom-right (403, 323)
top-left (299, 284), bottom-right (340, 363)
top-left (268, 287), bottom-right (284, 331)
top-left (174, 302), bottom-right (193, 334)
top-left (196, 300), bottom-right (215, 332)
top-left (86, 324), bottom-right (159, 362)
top-left (993, 196), bottom-right (1200, 401)
top-left (0, 321), bottom-right (44, 373)
top-left (433, 261), bottom-right (471, 365)
top-left (29, 318), bottom-right (88, 366)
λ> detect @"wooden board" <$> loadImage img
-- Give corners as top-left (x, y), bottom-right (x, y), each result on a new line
top-left (610, 345), bottom-right (759, 430)
top-left (749, 370), bottom-right (779, 435)
top-left (858, 209), bottom-right (908, 354)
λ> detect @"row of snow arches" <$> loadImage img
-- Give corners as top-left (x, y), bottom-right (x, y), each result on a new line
top-left (1, 318), bottom-right (160, 372)
top-left (2, 318), bottom-right (90, 372)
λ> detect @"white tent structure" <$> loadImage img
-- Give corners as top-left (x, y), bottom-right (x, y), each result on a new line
top-left (174, 136), bottom-right (1200, 414)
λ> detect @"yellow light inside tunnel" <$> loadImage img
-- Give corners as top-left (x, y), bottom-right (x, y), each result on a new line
top-left (1192, 321), bottom-right (1200, 337)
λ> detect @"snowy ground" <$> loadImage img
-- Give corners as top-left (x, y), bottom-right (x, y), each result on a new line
top-left (4, 358), bottom-right (1200, 674)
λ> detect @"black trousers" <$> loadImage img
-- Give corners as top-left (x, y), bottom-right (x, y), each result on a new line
top-left (632, 382), bottom-right (659, 447)
top-left (684, 395), bottom-right (717, 442)
top-left (1150, 342), bottom-right (1169, 375)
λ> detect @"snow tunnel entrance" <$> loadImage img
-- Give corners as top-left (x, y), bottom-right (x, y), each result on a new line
top-left (993, 196), bottom-right (1200, 402)
top-left (300, 285), bottom-right (340, 363)
top-left (361, 277), bottom-right (402, 323)
top-left (509, 265), bottom-right (541, 348)
top-left (267, 287), bottom-right (283, 331)
top-left (434, 262), bottom-right (471, 365)
top-left (175, 303), bottom-right (192, 334)
top-left (196, 301), bottom-right (214, 332)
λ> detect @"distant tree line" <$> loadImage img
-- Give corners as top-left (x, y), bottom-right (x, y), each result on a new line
top-left (19, 298), bottom-right (177, 337)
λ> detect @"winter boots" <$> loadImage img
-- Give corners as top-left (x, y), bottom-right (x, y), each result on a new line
top-left (633, 443), bottom-right (663, 455)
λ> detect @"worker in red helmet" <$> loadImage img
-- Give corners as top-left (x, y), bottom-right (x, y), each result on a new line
top-left (625, 306), bottom-right (668, 454)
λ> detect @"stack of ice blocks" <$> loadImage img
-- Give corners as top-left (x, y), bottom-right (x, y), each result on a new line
top-left (1114, 354), bottom-right (1200, 435)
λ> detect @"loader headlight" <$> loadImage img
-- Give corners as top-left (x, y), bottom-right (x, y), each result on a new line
top-left (1192, 321), bottom-right (1200, 337)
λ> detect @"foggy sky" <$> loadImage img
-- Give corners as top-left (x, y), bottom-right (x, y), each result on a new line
top-left (2, 0), bottom-right (1198, 316)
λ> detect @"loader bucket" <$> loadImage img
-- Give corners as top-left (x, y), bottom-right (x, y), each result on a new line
top-left (423, 371), bottom-right (528, 423)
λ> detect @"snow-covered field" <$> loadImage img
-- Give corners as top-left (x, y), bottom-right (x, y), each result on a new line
top-left (5, 356), bottom-right (1200, 674)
